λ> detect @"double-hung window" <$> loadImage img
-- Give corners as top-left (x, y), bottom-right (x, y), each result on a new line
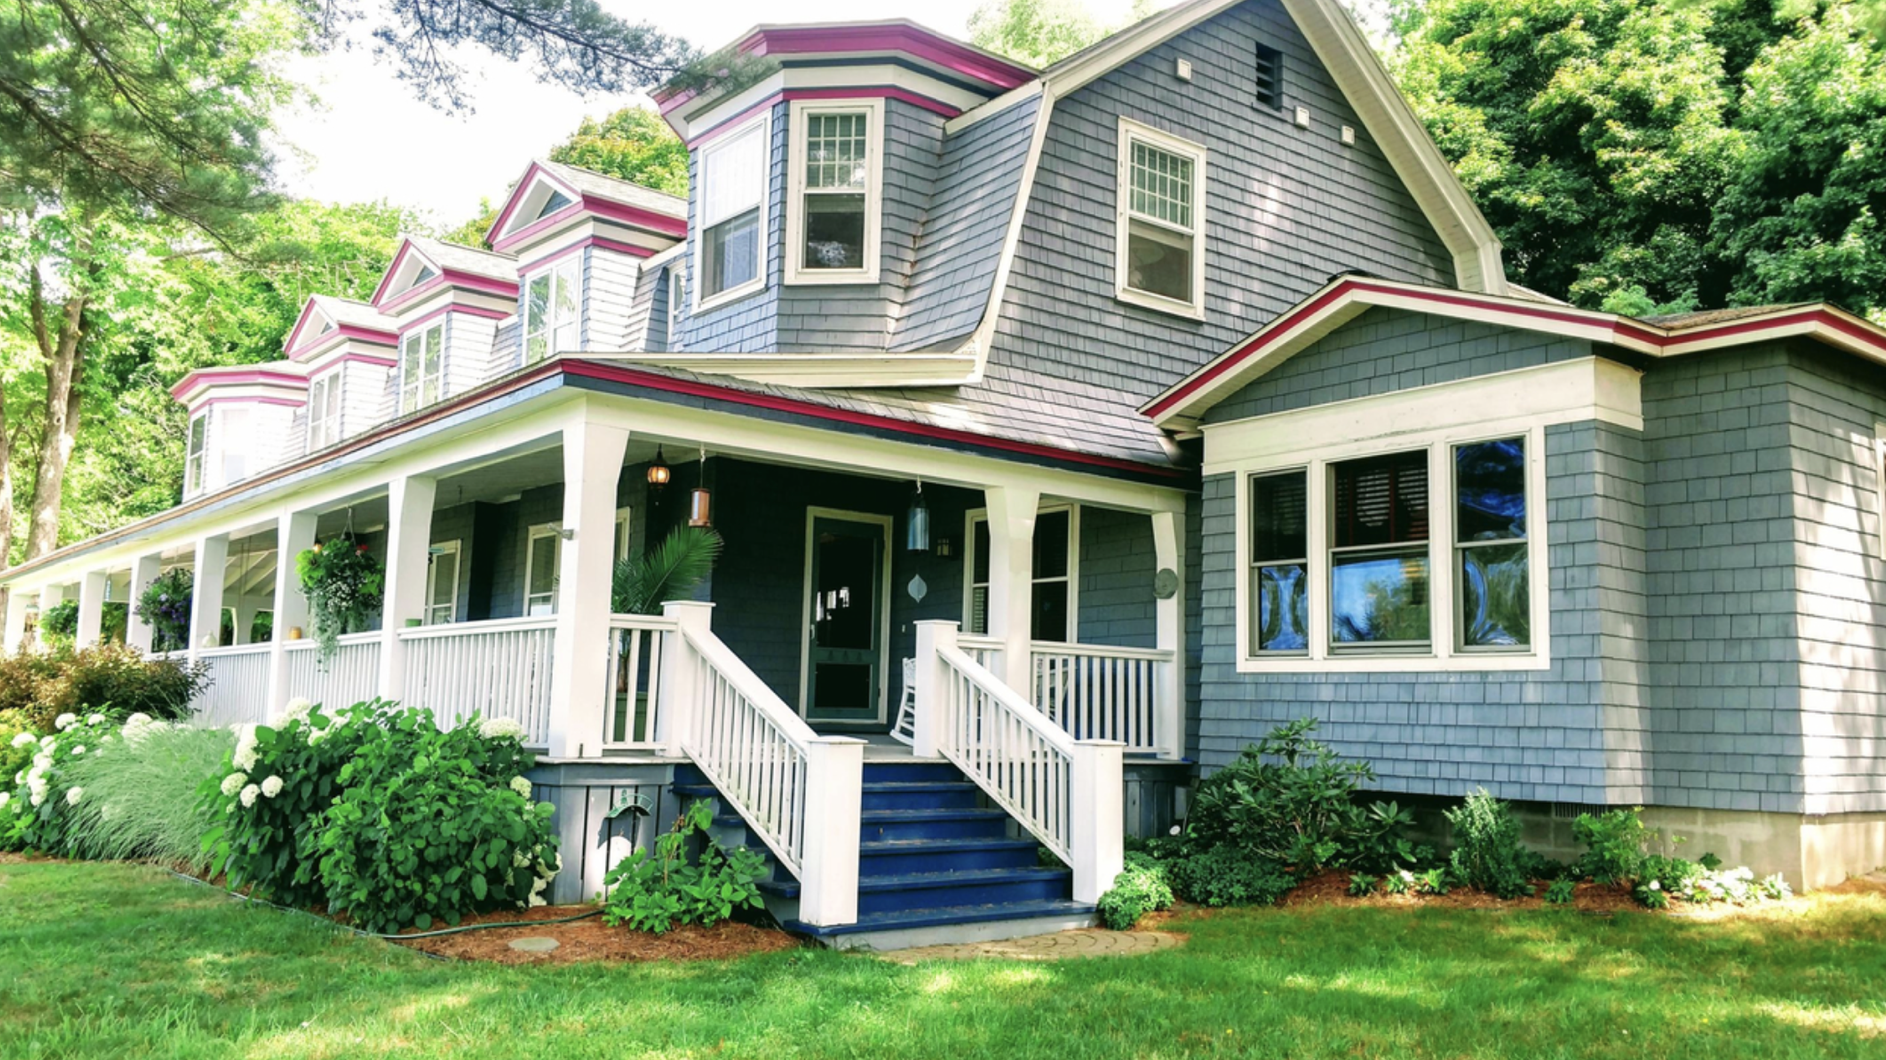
top-left (398, 322), bottom-right (445, 414)
top-left (696, 116), bottom-right (768, 307)
top-left (1453, 438), bottom-right (1531, 650)
top-left (665, 268), bottom-right (684, 351)
top-left (525, 258), bottom-right (579, 362)
top-left (1330, 451), bottom-right (1431, 651)
top-left (965, 506), bottom-right (1078, 641)
top-left (1116, 119), bottom-right (1207, 318)
top-left (523, 522), bottom-right (562, 616)
top-left (1249, 471), bottom-right (1309, 653)
top-left (185, 413), bottom-right (208, 495)
top-left (307, 373), bottom-right (341, 451)
top-left (786, 100), bottom-right (882, 283)
top-left (426, 541), bottom-right (461, 625)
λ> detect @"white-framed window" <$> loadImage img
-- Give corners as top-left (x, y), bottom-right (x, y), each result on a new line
top-left (665, 267), bottom-right (684, 351)
top-left (185, 412), bottom-right (208, 495)
top-left (524, 257), bottom-right (579, 363)
top-left (398, 321), bottom-right (445, 415)
top-left (307, 372), bottom-right (342, 451)
top-left (426, 540), bottom-right (462, 625)
top-left (523, 522), bottom-right (562, 616)
top-left (220, 407), bottom-right (251, 485)
top-left (1115, 118), bottom-right (1208, 319)
top-left (695, 115), bottom-right (769, 309)
top-left (964, 505), bottom-right (1080, 642)
top-left (785, 99), bottom-right (883, 284)
top-left (613, 506), bottom-right (633, 566)
top-left (1875, 423), bottom-right (1886, 561)
top-left (1233, 424), bottom-right (1548, 673)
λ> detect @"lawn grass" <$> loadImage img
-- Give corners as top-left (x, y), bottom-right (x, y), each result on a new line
top-left (2, 858), bottom-right (1883, 1059)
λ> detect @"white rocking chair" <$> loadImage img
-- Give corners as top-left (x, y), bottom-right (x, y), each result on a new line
top-left (889, 656), bottom-right (917, 745)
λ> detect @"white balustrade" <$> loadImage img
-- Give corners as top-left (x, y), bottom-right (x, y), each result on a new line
top-left (193, 644), bottom-right (273, 727)
top-left (1028, 642), bottom-right (1175, 755)
top-left (401, 616), bottom-right (557, 745)
top-left (603, 615), bottom-right (675, 749)
top-left (282, 632), bottom-right (383, 712)
top-left (954, 633), bottom-right (1004, 673)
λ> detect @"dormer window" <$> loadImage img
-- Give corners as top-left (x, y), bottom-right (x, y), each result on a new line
top-left (696, 115), bottom-right (768, 308)
top-left (308, 373), bottom-right (342, 450)
top-left (399, 321), bottom-right (445, 414)
top-left (186, 413), bottom-right (207, 495)
top-left (666, 267), bottom-right (683, 350)
top-left (525, 258), bottom-right (579, 362)
top-left (1115, 118), bottom-right (1208, 319)
top-left (785, 100), bottom-right (883, 284)
top-left (221, 408), bottom-right (251, 483)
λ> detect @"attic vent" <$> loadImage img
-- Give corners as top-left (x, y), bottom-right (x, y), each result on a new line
top-left (1254, 43), bottom-right (1283, 110)
top-left (414, 264), bottom-right (439, 284)
top-left (537, 189), bottom-right (574, 219)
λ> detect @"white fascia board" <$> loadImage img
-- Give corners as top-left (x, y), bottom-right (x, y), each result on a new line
top-left (584, 351), bottom-right (979, 388)
top-left (957, 86), bottom-right (1058, 375)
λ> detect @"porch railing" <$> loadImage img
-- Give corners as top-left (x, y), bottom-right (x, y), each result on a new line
top-left (954, 633), bottom-right (1003, 672)
top-left (193, 644), bottom-right (273, 728)
top-left (1028, 642), bottom-right (1175, 756)
top-left (400, 616), bottom-right (557, 745)
top-left (915, 621), bottom-right (1122, 904)
top-left (603, 614), bottom-right (675, 749)
top-left (283, 631), bottom-right (382, 712)
top-left (661, 602), bottom-right (862, 927)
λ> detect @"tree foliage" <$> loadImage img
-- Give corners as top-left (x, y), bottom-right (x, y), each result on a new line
top-left (549, 107), bottom-right (689, 196)
top-left (969, 0), bottom-right (1113, 67)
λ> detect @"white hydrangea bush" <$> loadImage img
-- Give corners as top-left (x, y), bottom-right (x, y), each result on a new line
top-left (1, 713), bottom-right (122, 853)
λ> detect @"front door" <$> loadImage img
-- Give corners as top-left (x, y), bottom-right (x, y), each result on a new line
top-left (804, 513), bottom-right (886, 725)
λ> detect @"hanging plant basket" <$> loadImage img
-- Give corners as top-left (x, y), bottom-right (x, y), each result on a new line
top-left (296, 536), bottom-right (385, 662)
top-left (133, 568), bottom-right (194, 654)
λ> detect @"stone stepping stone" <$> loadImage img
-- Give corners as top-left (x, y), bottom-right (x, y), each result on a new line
top-left (508, 936), bottom-right (561, 954)
top-left (882, 929), bottom-right (1183, 964)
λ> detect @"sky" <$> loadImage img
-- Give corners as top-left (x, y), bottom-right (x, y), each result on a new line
top-left (271, 0), bottom-right (1144, 229)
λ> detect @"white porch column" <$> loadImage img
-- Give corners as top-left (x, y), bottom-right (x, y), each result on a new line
top-left (1151, 510), bottom-right (1185, 761)
top-left (188, 536), bottom-right (229, 660)
top-left (75, 571), bottom-right (108, 649)
top-left (125, 554), bottom-right (161, 654)
top-left (1070, 739), bottom-right (1126, 903)
top-left (36, 585), bottom-right (63, 653)
top-left (3, 589), bottom-right (30, 654)
top-left (267, 511), bottom-right (317, 715)
top-left (657, 601), bottom-right (714, 757)
top-left (798, 736), bottom-right (865, 927)
top-left (911, 619), bottom-right (957, 759)
top-left (378, 476), bottom-right (438, 702)
top-left (983, 486), bottom-right (1039, 694)
top-left (546, 417), bottom-right (630, 758)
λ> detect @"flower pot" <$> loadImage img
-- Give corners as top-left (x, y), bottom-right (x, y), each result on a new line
top-left (288, 627), bottom-right (304, 640)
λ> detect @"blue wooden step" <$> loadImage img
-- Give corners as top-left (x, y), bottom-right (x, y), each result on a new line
top-left (784, 899), bottom-right (1096, 940)
top-left (861, 807), bottom-right (1010, 843)
top-left (861, 781), bottom-right (981, 812)
top-left (760, 866), bottom-right (1070, 915)
top-left (862, 761), bottom-right (961, 784)
top-left (859, 836), bottom-right (1040, 876)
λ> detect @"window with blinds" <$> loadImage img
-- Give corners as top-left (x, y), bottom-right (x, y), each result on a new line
top-left (1250, 470), bottom-right (1309, 653)
top-left (698, 118), bottom-right (767, 302)
top-left (1330, 450), bottom-right (1430, 648)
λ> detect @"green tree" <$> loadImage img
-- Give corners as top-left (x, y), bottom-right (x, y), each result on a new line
top-left (550, 107), bottom-right (689, 196)
top-left (969, 0), bottom-right (1113, 67)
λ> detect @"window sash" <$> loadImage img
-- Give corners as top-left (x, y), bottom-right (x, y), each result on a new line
top-left (1249, 470), bottom-right (1309, 654)
top-left (1453, 437), bottom-right (1531, 651)
top-left (1116, 120), bottom-right (1206, 314)
top-left (523, 525), bottom-right (560, 616)
top-left (1128, 140), bottom-right (1194, 231)
top-left (700, 121), bottom-right (764, 228)
top-left (965, 508), bottom-right (1076, 640)
top-left (665, 269), bottom-right (683, 350)
top-left (426, 542), bottom-right (461, 625)
top-left (400, 323), bottom-right (445, 414)
top-left (525, 259), bottom-right (579, 362)
top-left (186, 414), bottom-right (207, 493)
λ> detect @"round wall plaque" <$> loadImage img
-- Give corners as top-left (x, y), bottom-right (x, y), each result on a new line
top-left (1153, 568), bottom-right (1179, 600)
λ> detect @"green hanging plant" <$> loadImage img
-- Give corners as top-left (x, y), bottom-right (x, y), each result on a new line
top-left (133, 568), bottom-right (194, 653)
top-left (296, 536), bottom-right (385, 661)
top-left (611, 526), bottom-right (723, 615)
top-left (38, 600), bottom-right (80, 646)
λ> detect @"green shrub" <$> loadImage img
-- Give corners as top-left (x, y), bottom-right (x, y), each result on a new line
top-left (2, 644), bottom-right (208, 733)
top-left (1417, 867), bottom-right (1449, 895)
top-left (1186, 718), bottom-right (1385, 873)
top-left (0, 653), bottom-right (62, 718)
top-left (1167, 846), bottom-right (1295, 907)
top-left (39, 601), bottom-right (79, 646)
top-left (61, 719), bottom-right (232, 870)
top-left (1545, 877), bottom-right (1576, 905)
top-left (1352, 800), bottom-right (1432, 874)
top-left (1096, 852), bottom-right (1175, 930)
top-left (1382, 869), bottom-right (1410, 895)
top-left (1347, 873), bottom-right (1377, 896)
top-left (1443, 789), bottom-right (1536, 898)
top-left (0, 712), bottom-right (119, 854)
top-left (0, 712), bottom-right (39, 792)
top-left (1572, 807), bottom-right (1648, 884)
top-left (602, 799), bottom-right (768, 933)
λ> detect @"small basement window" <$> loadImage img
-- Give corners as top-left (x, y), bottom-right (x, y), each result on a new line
top-left (1254, 43), bottom-right (1283, 110)
top-left (1115, 118), bottom-right (1208, 318)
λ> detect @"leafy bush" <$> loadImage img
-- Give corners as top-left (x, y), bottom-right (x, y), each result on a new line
top-left (61, 718), bottom-right (232, 869)
top-left (1417, 867), bottom-right (1449, 895)
top-left (1186, 718), bottom-right (1392, 873)
top-left (0, 712), bottom-right (120, 854)
top-left (0, 712), bottom-right (39, 792)
top-left (1347, 873), bottom-right (1377, 896)
top-left (1096, 852), bottom-right (1175, 930)
top-left (1544, 877), bottom-right (1576, 905)
top-left (0, 645), bottom-right (207, 733)
top-left (1382, 869), bottom-right (1410, 895)
top-left (603, 799), bottom-right (769, 933)
top-left (1166, 846), bottom-right (1296, 907)
top-left (0, 654), bottom-right (62, 717)
top-left (39, 601), bottom-right (79, 645)
top-left (1572, 808), bottom-right (1649, 884)
top-left (1352, 800), bottom-right (1433, 874)
top-left (134, 568), bottom-right (193, 653)
top-left (1443, 788), bottom-right (1536, 898)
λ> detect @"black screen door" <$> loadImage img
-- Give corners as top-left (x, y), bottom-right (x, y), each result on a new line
top-left (805, 515), bottom-right (884, 723)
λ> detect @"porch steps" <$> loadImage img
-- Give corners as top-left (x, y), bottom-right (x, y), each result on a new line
top-left (671, 761), bottom-right (1096, 950)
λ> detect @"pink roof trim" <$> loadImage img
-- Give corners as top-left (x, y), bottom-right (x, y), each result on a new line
top-left (186, 395), bottom-right (308, 413)
top-left (690, 87), bottom-right (962, 148)
top-left (485, 162), bottom-right (583, 245)
top-left (169, 366), bottom-right (309, 402)
top-left (287, 323), bottom-right (400, 361)
top-left (518, 236), bottom-right (660, 275)
top-left (401, 303), bottom-right (512, 334)
top-left (378, 269), bottom-right (520, 315)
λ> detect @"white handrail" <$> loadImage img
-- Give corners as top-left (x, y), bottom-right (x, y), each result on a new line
top-left (603, 614), bottom-right (677, 747)
top-left (1028, 642), bottom-right (1173, 753)
top-left (936, 642), bottom-right (1078, 862)
top-left (397, 614), bottom-right (557, 641)
top-left (401, 616), bottom-right (558, 744)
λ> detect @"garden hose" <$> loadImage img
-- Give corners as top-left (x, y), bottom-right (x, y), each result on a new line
top-left (165, 869), bottom-right (603, 945)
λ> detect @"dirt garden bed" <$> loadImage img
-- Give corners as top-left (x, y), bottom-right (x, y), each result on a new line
top-left (386, 904), bottom-right (804, 964)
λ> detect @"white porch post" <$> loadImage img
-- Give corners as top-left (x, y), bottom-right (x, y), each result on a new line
top-left (545, 416), bottom-right (629, 759)
top-left (36, 585), bottom-right (63, 653)
top-left (125, 554), bottom-right (161, 654)
top-left (1069, 739), bottom-right (1125, 903)
top-left (3, 589), bottom-right (30, 654)
top-left (378, 476), bottom-right (438, 702)
top-left (657, 600), bottom-right (713, 756)
top-left (188, 536), bottom-right (229, 660)
top-left (911, 619), bottom-right (957, 759)
top-left (798, 736), bottom-right (865, 926)
top-left (1151, 509), bottom-right (1185, 761)
top-left (75, 571), bottom-right (108, 649)
top-left (983, 486), bottom-right (1039, 694)
top-left (267, 511), bottom-right (317, 715)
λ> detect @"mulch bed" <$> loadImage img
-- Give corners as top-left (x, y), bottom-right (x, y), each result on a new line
top-left (386, 905), bottom-right (805, 965)
top-left (1279, 870), bottom-right (1644, 913)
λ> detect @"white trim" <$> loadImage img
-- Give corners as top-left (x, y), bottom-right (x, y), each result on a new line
top-left (185, 412), bottom-right (209, 498)
top-left (613, 505), bottom-right (633, 565)
top-left (693, 112), bottom-right (772, 313)
top-left (959, 85), bottom-right (1057, 374)
top-left (797, 506), bottom-right (894, 724)
top-left (588, 350), bottom-right (976, 388)
top-left (307, 371), bottom-right (343, 451)
top-left (523, 521), bottom-right (563, 616)
top-left (664, 268), bottom-right (684, 352)
top-left (784, 99), bottom-right (885, 286)
top-left (1203, 357), bottom-right (1644, 474)
top-left (1875, 423), bottom-right (1886, 562)
top-left (961, 502), bottom-right (1080, 641)
top-left (1229, 420), bottom-right (1551, 675)
top-left (425, 539), bottom-right (462, 625)
top-left (523, 256), bottom-right (580, 363)
top-left (1114, 118), bottom-right (1208, 320)
top-left (673, 64), bottom-right (992, 143)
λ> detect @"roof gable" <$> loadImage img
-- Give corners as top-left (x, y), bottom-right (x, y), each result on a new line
top-left (485, 160), bottom-right (688, 254)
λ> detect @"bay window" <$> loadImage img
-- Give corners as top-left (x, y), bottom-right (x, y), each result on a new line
top-left (697, 116), bottom-right (768, 307)
top-left (398, 322), bottom-right (444, 414)
top-left (1454, 438), bottom-right (1530, 650)
top-left (786, 101), bottom-right (882, 283)
top-left (185, 413), bottom-right (207, 495)
top-left (1330, 451), bottom-right (1430, 650)
top-left (1116, 118), bottom-right (1207, 317)
top-left (308, 372), bottom-right (341, 451)
top-left (524, 258), bottom-right (579, 362)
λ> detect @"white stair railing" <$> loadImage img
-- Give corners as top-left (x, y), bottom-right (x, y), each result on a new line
top-left (603, 614), bottom-right (675, 749)
top-left (193, 644), bottom-right (273, 727)
top-left (914, 621), bottom-right (1123, 904)
top-left (401, 616), bottom-right (558, 745)
top-left (658, 601), bottom-right (862, 927)
top-left (1029, 642), bottom-right (1175, 756)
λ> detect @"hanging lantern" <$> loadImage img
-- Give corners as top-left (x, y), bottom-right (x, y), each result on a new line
top-left (688, 447), bottom-right (712, 528)
top-left (906, 480), bottom-right (930, 552)
top-left (646, 446), bottom-right (671, 496)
